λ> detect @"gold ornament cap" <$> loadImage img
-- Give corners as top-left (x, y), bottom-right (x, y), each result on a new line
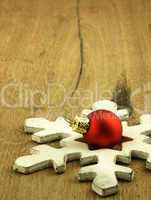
top-left (71, 115), bottom-right (89, 134)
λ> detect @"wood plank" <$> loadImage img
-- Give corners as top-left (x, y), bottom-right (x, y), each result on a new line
top-left (0, 0), bottom-right (151, 199)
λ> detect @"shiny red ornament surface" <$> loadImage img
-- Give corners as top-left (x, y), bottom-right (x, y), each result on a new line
top-left (84, 110), bottom-right (122, 148)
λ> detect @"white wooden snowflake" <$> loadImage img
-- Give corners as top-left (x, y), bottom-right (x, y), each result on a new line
top-left (13, 100), bottom-right (151, 197)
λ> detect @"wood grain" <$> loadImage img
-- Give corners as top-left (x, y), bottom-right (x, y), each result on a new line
top-left (0, 0), bottom-right (151, 199)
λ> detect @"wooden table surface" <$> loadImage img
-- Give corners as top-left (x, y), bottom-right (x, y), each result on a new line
top-left (0, 0), bottom-right (151, 199)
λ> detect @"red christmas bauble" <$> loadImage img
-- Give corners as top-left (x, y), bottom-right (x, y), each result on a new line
top-left (84, 110), bottom-right (122, 148)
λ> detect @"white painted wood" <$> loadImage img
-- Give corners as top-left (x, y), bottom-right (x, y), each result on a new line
top-left (81, 100), bottom-right (129, 121)
top-left (25, 117), bottom-right (80, 144)
top-left (92, 100), bottom-right (117, 113)
top-left (13, 100), bottom-right (151, 197)
top-left (117, 109), bottom-right (129, 121)
top-left (81, 109), bottom-right (92, 117)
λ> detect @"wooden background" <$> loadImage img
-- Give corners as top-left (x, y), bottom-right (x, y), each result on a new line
top-left (0, 0), bottom-right (151, 199)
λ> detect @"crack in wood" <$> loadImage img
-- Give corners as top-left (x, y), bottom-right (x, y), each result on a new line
top-left (71, 0), bottom-right (83, 97)
top-left (112, 74), bottom-right (132, 115)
